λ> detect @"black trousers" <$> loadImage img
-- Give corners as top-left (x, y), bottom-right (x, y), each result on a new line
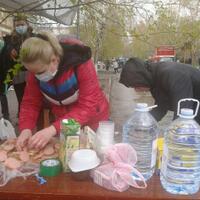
top-left (0, 94), bottom-right (9, 119)
top-left (14, 82), bottom-right (26, 115)
top-left (0, 80), bottom-right (9, 119)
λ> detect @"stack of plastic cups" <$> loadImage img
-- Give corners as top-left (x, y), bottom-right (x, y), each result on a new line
top-left (96, 121), bottom-right (115, 158)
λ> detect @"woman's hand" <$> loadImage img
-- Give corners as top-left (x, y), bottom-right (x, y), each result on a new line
top-left (28, 126), bottom-right (57, 150)
top-left (16, 129), bottom-right (32, 151)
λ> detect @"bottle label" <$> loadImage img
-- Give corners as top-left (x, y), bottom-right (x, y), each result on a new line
top-left (151, 139), bottom-right (158, 168)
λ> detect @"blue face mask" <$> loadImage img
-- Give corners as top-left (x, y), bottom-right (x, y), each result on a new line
top-left (0, 40), bottom-right (4, 52)
top-left (35, 69), bottom-right (58, 82)
top-left (15, 25), bottom-right (28, 35)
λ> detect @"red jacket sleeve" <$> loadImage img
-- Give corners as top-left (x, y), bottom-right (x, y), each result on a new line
top-left (52, 59), bottom-right (108, 132)
top-left (19, 73), bottom-right (43, 132)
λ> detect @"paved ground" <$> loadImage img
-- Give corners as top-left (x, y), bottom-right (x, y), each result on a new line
top-left (0, 71), bottom-right (173, 138)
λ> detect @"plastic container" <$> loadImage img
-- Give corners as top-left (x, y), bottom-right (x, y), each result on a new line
top-left (160, 98), bottom-right (200, 195)
top-left (68, 149), bottom-right (100, 172)
top-left (122, 103), bottom-right (159, 181)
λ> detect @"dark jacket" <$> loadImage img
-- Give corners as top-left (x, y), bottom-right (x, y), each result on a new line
top-left (0, 35), bottom-right (15, 93)
top-left (119, 58), bottom-right (200, 123)
top-left (0, 29), bottom-right (34, 93)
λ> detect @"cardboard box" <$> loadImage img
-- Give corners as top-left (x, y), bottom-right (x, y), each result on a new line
top-left (59, 119), bottom-right (80, 172)
top-left (59, 134), bottom-right (80, 172)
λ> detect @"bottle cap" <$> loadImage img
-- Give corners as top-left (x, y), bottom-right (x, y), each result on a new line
top-left (177, 98), bottom-right (199, 118)
top-left (135, 103), bottom-right (158, 112)
top-left (179, 108), bottom-right (194, 119)
top-left (135, 103), bottom-right (148, 112)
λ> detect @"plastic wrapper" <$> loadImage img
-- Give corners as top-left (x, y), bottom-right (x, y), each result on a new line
top-left (0, 118), bottom-right (16, 140)
top-left (0, 138), bottom-right (59, 186)
top-left (91, 143), bottom-right (147, 192)
top-left (0, 162), bottom-right (39, 187)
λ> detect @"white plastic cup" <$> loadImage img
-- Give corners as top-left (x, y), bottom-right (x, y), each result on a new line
top-left (98, 121), bottom-right (114, 138)
top-left (96, 121), bottom-right (115, 155)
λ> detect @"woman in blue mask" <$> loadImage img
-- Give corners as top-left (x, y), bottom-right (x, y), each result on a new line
top-left (12, 15), bottom-right (34, 116)
top-left (0, 14), bottom-right (34, 119)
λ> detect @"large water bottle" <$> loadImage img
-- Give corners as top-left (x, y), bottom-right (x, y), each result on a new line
top-left (160, 98), bottom-right (200, 195)
top-left (123, 103), bottom-right (159, 181)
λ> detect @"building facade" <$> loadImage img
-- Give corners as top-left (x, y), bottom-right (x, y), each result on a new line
top-left (0, 11), bottom-right (12, 37)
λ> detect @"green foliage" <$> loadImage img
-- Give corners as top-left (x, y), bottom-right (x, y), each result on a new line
top-left (69, 0), bottom-right (77, 4)
top-left (76, 0), bottom-right (129, 61)
top-left (69, 0), bottom-right (200, 63)
top-left (4, 61), bottom-right (23, 84)
top-left (4, 48), bottom-right (29, 84)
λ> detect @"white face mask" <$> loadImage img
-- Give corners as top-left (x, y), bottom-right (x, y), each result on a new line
top-left (35, 69), bottom-right (57, 82)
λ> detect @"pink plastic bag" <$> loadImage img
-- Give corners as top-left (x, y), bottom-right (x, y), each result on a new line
top-left (91, 143), bottom-right (147, 192)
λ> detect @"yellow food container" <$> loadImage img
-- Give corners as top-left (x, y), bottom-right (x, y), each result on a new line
top-left (156, 137), bottom-right (164, 174)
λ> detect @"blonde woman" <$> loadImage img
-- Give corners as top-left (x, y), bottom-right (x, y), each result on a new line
top-left (16, 32), bottom-right (109, 150)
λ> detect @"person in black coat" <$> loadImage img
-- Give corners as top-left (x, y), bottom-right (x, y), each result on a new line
top-left (0, 36), bottom-right (13, 119)
top-left (0, 14), bottom-right (34, 119)
top-left (119, 57), bottom-right (200, 123)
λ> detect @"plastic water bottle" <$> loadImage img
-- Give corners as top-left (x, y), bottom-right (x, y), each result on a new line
top-left (123, 103), bottom-right (159, 181)
top-left (160, 98), bottom-right (200, 195)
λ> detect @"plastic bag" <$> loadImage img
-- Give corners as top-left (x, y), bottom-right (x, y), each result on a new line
top-left (91, 143), bottom-right (147, 192)
top-left (0, 138), bottom-right (59, 186)
top-left (0, 162), bottom-right (39, 187)
top-left (0, 118), bottom-right (16, 140)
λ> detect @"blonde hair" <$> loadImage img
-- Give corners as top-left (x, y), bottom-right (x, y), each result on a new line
top-left (20, 32), bottom-right (63, 64)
